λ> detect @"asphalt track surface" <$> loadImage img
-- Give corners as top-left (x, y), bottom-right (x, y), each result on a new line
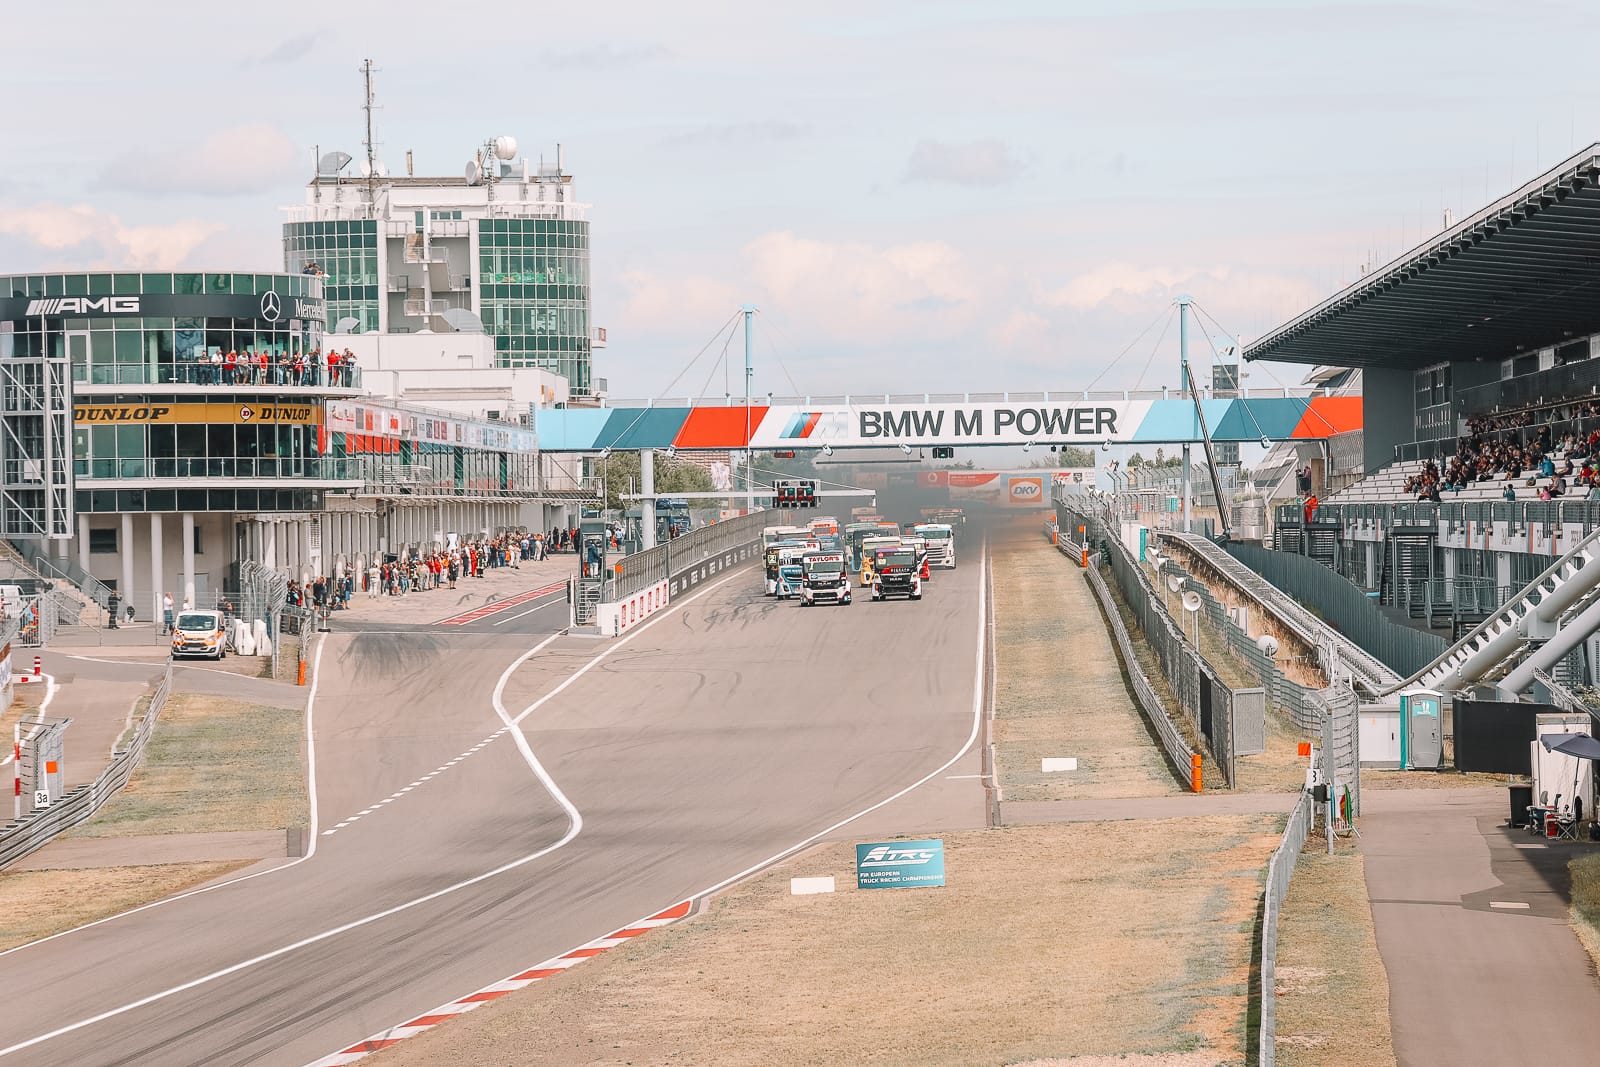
top-left (0, 539), bottom-right (985, 1066)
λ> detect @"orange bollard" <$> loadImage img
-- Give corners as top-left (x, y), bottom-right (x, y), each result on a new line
top-left (1081, 546), bottom-right (1089, 569)
top-left (1191, 753), bottom-right (1203, 793)
top-left (297, 659), bottom-right (306, 686)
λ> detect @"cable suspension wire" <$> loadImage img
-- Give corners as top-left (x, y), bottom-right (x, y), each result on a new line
top-left (1130, 304), bottom-right (1178, 393)
top-left (1083, 302), bottom-right (1176, 393)
top-left (747, 463), bottom-right (869, 493)
top-left (757, 311), bottom-right (806, 398)
top-left (1190, 300), bottom-right (1339, 438)
top-left (695, 319), bottom-right (741, 403)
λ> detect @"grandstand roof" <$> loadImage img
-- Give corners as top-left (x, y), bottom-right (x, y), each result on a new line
top-left (1245, 144), bottom-right (1600, 370)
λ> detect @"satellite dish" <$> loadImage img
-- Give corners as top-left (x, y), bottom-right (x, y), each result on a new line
top-left (465, 160), bottom-right (482, 186)
top-left (318, 150), bottom-right (353, 176)
top-left (374, 162), bottom-right (388, 177)
top-left (438, 308), bottom-right (486, 333)
top-left (358, 159), bottom-right (373, 177)
top-left (1257, 634), bottom-right (1280, 657)
top-left (493, 135), bottom-right (518, 161)
top-left (1181, 591), bottom-right (1202, 613)
top-left (332, 317), bottom-right (361, 335)
top-left (1166, 575), bottom-right (1184, 593)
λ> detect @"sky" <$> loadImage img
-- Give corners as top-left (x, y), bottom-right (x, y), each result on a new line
top-left (5, 0), bottom-right (1600, 401)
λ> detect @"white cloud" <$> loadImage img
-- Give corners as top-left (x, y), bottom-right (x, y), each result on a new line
top-left (0, 203), bottom-right (224, 270)
top-left (904, 138), bottom-right (1022, 187)
top-left (95, 123), bottom-right (302, 198)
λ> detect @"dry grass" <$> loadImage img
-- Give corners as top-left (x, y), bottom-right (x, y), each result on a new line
top-left (371, 817), bottom-right (1282, 1067)
top-left (65, 693), bottom-right (307, 837)
top-left (993, 537), bottom-right (1183, 800)
top-left (1567, 851), bottom-right (1600, 973)
top-left (1272, 839), bottom-right (1395, 1067)
top-left (1361, 769), bottom-right (1515, 790)
top-left (0, 860), bottom-right (251, 952)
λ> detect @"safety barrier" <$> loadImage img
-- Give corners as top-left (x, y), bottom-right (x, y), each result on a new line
top-left (1085, 562), bottom-right (1201, 791)
top-left (609, 511), bottom-right (768, 600)
top-left (0, 659), bottom-right (173, 870)
top-left (1257, 789), bottom-right (1315, 1067)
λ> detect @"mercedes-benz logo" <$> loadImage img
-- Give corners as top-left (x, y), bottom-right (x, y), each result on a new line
top-left (259, 291), bottom-right (282, 322)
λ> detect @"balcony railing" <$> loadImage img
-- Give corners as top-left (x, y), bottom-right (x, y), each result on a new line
top-left (73, 364), bottom-right (364, 390)
top-left (78, 457), bottom-right (363, 482)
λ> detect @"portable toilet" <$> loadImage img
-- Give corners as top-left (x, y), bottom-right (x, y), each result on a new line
top-left (1399, 690), bottom-right (1444, 770)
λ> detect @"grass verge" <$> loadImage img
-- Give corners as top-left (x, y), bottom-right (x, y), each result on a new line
top-left (1272, 838), bottom-right (1395, 1067)
top-left (993, 534), bottom-right (1183, 800)
top-left (1568, 851), bottom-right (1600, 973)
top-left (65, 692), bottom-right (307, 837)
top-left (0, 860), bottom-right (252, 952)
top-left (370, 817), bottom-right (1281, 1067)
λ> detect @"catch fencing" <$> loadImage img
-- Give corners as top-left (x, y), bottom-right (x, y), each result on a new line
top-left (1101, 529), bottom-right (1239, 787)
top-left (0, 659), bottom-right (174, 869)
top-left (1257, 789), bottom-right (1315, 1067)
top-left (1063, 496), bottom-right (1239, 787)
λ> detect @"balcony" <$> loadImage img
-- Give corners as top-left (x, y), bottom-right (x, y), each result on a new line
top-left (73, 364), bottom-right (365, 391)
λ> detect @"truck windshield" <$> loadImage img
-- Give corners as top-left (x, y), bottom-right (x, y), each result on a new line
top-left (879, 550), bottom-right (916, 568)
top-left (175, 613), bottom-right (217, 630)
top-left (920, 530), bottom-right (951, 541)
top-left (804, 557), bottom-right (844, 576)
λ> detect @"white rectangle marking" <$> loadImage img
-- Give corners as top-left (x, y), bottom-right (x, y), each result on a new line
top-left (1489, 901), bottom-right (1531, 909)
top-left (790, 876), bottom-right (836, 896)
top-left (1042, 757), bottom-right (1078, 772)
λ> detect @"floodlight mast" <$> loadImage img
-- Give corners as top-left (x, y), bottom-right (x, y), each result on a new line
top-left (1177, 296), bottom-right (1232, 542)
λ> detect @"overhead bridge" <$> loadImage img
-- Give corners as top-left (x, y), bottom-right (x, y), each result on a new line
top-left (534, 391), bottom-right (1361, 452)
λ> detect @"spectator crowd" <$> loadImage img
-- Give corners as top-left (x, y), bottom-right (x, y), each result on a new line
top-left (1403, 398), bottom-right (1600, 502)
top-left (177, 346), bottom-right (359, 387)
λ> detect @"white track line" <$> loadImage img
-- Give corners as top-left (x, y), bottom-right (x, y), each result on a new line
top-left (490, 590), bottom-right (570, 626)
top-left (300, 544), bottom-right (990, 1067)
top-left (0, 569), bottom-right (748, 1060)
top-left (1, 672), bottom-right (56, 769)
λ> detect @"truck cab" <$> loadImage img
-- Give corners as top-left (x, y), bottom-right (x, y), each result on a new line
top-left (857, 536), bottom-right (902, 585)
top-left (171, 609), bottom-right (228, 660)
top-left (912, 523), bottom-right (956, 569)
top-left (799, 552), bottom-right (851, 606)
top-left (775, 547), bottom-right (808, 600)
top-left (871, 546), bottom-right (922, 601)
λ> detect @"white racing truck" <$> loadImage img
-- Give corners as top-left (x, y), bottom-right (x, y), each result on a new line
top-left (799, 552), bottom-right (851, 606)
top-left (912, 523), bottom-right (956, 569)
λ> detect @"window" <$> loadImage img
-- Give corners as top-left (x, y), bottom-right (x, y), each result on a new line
top-left (88, 528), bottom-right (117, 554)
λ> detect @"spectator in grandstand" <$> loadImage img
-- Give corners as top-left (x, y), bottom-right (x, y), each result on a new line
top-left (1503, 484), bottom-right (1517, 501)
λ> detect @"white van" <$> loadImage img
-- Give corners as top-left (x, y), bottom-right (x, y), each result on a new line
top-left (171, 609), bottom-right (228, 660)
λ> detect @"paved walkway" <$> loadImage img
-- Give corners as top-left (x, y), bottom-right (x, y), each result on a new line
top-left (1002, 792), bottom-right (1298, 824)
top-left (1362, 787), bottom-right (1600, 1066)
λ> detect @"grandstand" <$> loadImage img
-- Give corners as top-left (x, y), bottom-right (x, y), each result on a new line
top-left (1240, 144), bottom-right (1600, 697)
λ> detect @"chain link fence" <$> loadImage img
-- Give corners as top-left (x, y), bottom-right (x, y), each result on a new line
top-left (1097, 513), bottom-right (1239, 787)
top-left (1257, 788), bottom-right (1314, 1067)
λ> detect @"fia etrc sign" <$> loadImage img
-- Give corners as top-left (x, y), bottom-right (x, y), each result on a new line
top-left (855, 839), bottom-right (946, 890)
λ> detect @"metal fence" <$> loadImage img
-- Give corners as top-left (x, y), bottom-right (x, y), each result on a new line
top-left (608, 511), bottom-right (770, 601)
top-left (0, 658), bottom-right (173, 869)
top-left (1084, 561), bottom-right (1200, 789)
top-left (1099, 518), bottom-right (1239, 787)
top-left (1257, 789), bottom-right (1314, 1067)
top-left (1226, 542), bottom-right (1447, 678)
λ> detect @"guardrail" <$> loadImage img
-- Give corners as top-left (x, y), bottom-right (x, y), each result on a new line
top-left (1084, 562), bottom-right (1201, 790)
top-left (1258, 789), bottom-right (1315, 1067)
top-left (0, 659), bottom-right (173, 869)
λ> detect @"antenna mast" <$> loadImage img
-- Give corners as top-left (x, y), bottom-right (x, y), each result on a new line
top-left (360, 58), bottom-right (380, 217)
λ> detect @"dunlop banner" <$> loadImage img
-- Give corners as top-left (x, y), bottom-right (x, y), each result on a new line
top-left (73, 403), bottom-right (323, 426)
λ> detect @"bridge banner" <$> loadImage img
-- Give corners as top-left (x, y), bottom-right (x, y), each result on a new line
top-left (751, 401), bottom-right (1153, 448)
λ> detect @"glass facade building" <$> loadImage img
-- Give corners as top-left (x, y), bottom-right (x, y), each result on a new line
top-left (0, 272), bottom-right (328, 387)
top-left (282, 221), bottom-right (380, 333)
top-left (478, 217), bottom-right (591, 392)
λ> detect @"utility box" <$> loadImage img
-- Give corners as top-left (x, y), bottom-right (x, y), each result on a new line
top-left (1359, 703), bottom-right (1401, 768)
top-left (1400, 690), bottom-right (1444, 770)
top-left (1233, 688), bottom-right (1267, 756)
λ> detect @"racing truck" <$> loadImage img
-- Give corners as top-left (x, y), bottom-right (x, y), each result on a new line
top-left (857, 535), bottom-right (902, 585)
top-left (774, 547), bottom-right (807, 600)
top-left (799, 551), bottom-right (851, 606)
top-left (765, 539), bottom-right (811, 595)
top-left (870, 546), bottom-right (922, 601)
top-left (912, 522), bottom-right (956, 568)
